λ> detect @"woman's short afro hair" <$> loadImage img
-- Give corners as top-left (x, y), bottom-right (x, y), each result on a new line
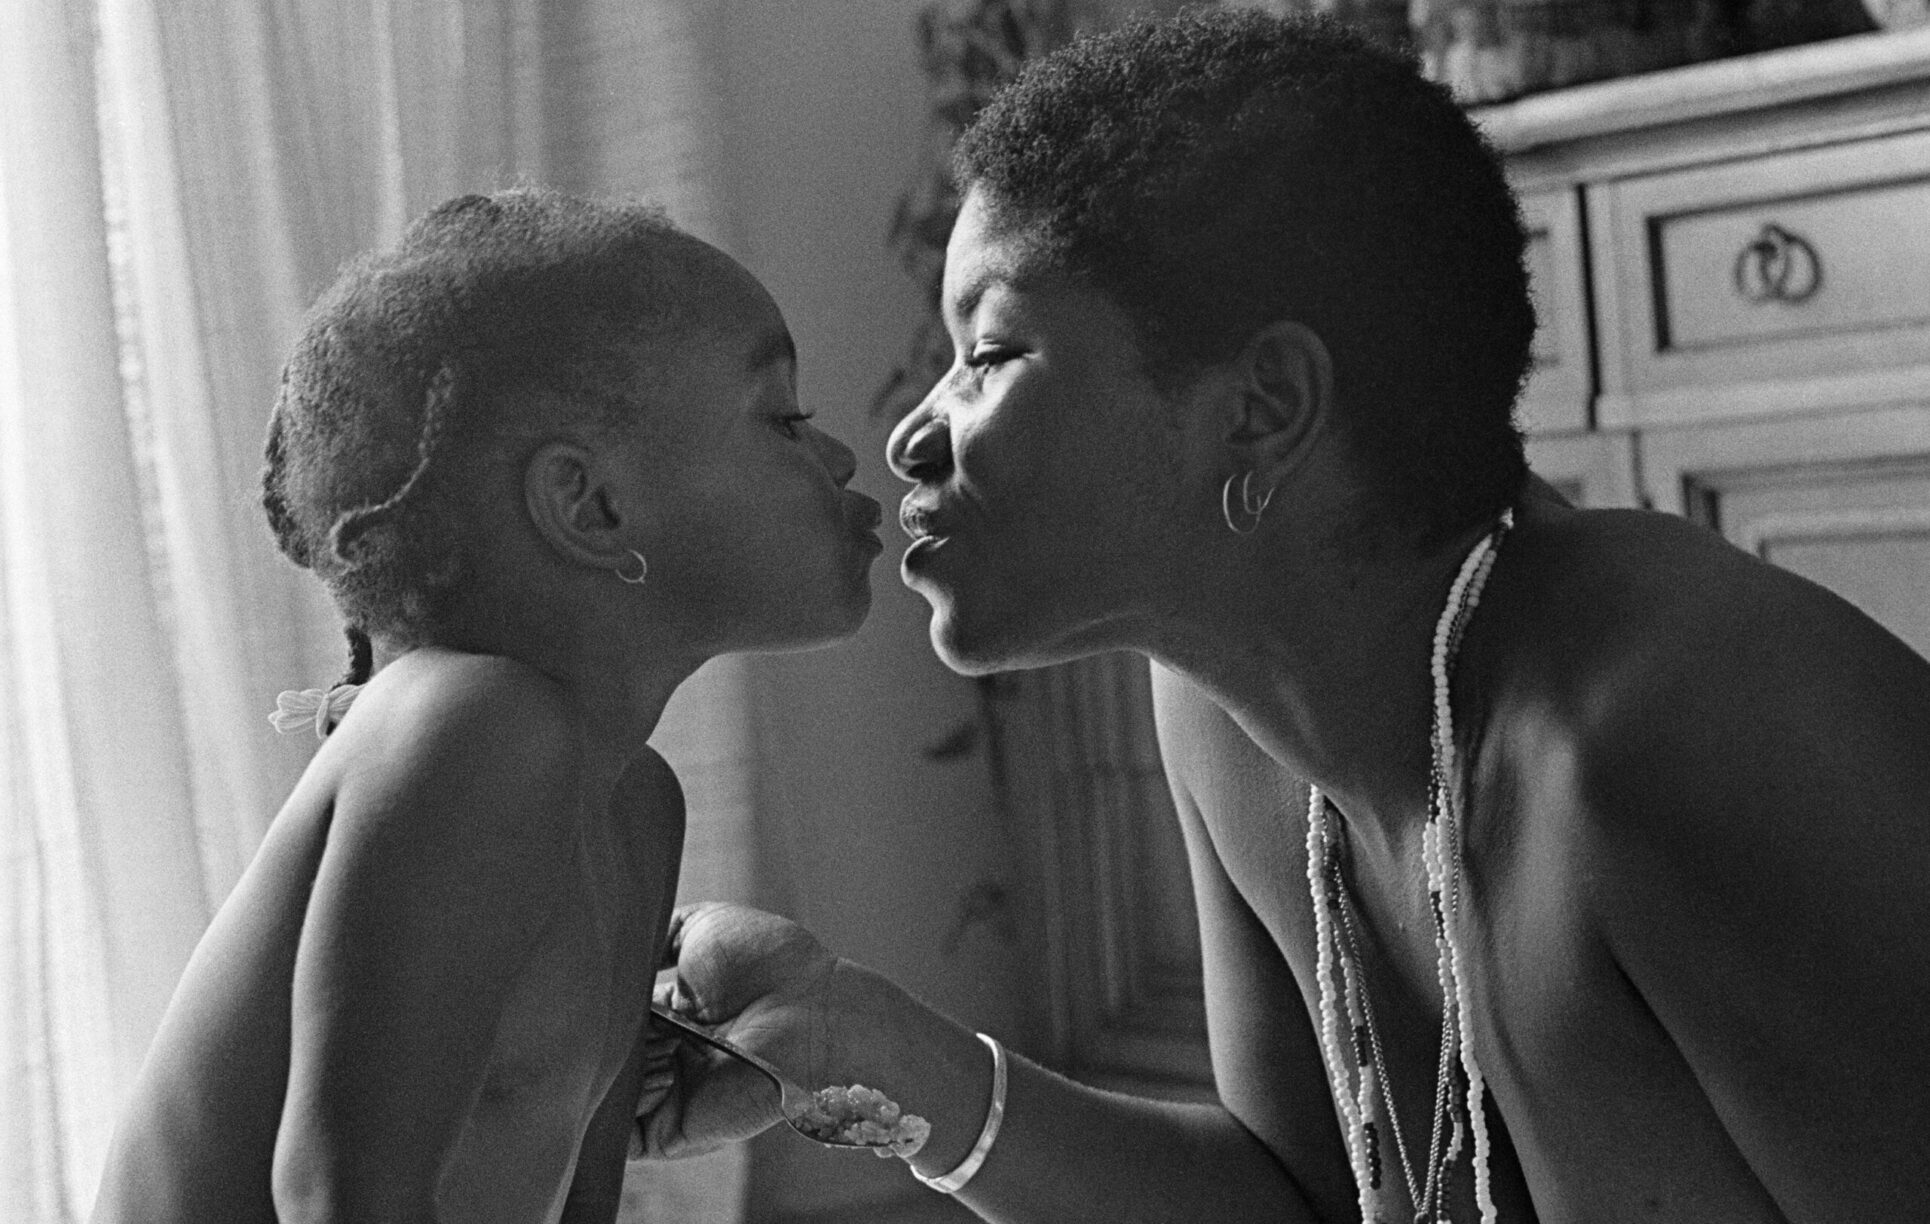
top-left (953, 9), bottom-right (1533, 542)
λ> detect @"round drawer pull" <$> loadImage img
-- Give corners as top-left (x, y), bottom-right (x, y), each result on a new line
top-left (1732, 222), bottom-right (1822, 305)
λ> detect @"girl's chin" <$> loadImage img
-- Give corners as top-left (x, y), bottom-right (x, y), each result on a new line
top-left (757, 585), bottom-right (873, 655)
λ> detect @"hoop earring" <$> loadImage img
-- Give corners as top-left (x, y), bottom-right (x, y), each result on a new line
top-left (1221, 472), bottom-right (1276, 536)
top-left (1243, 472), bottom-right (1276, 519)
top-left (616, 549), bottom-right (649, 585)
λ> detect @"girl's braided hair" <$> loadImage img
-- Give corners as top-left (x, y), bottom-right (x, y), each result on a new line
top-left (262, 188), bottom-right (693, 686)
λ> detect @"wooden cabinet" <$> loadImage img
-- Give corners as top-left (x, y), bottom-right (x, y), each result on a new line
top-left (1498, 26), bottom-right (1930, 651)
top-left (996, 29), bottom-right (1930, 1100)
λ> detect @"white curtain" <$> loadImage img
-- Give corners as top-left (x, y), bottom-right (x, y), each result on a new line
top-left (0, 1), bottom-right (551, 1217)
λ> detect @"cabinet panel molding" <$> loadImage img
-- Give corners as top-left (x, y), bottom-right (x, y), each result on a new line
top-left (1517, 185), bottom-right (1595, 435)
top-left (1527, 429), bottom-right (1640, 508)
top-left (1638, 405), bottom-right (1930, 513)
top-left (1638, 406), bottom-right (1930, 656)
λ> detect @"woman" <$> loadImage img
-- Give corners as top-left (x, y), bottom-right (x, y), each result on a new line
top-left (639, 12), bottom-right (1930, 1223)
top-left (92, 188), bottom-right (884, 1224)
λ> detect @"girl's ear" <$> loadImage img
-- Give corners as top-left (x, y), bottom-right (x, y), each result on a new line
top-left (523, 441), bottom-right (635, 574)
top-left (1226, 319), bottom-right (1334, 488)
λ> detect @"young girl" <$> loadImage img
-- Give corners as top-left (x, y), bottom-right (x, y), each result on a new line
top-left (90, 188), bottom-right (883, 1224)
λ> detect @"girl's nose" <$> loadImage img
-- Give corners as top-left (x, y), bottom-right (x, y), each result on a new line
top-left (811, 424), bottom-right (858, 487)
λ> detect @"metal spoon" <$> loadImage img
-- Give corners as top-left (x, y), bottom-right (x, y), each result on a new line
top-left (647, 1001), bottom-right (876, 1150)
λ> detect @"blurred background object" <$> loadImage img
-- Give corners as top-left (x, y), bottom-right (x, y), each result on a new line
top-left (1252, 0), bottom-right (1890, 105)
top-left (1415, 0), bottom-right (1739, 102)
top-left (874, 0), bottom-right (1075, 422)
top-left (1864, 0), bottom-right (1930, 30)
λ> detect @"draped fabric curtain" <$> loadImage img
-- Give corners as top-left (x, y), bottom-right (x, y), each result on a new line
top-left (0, 1), bottom-right (554, 1217)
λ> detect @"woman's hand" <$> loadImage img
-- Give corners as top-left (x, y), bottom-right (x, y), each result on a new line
top-left (632, 902), bottom-right (843, 1160)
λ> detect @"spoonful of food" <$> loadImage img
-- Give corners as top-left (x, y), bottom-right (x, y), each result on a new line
top-left (648, 1001), bottom-right (931, 1158)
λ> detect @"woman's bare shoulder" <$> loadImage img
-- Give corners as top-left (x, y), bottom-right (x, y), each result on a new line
top-left (1490, 505), bottom-right (1930, 905)
top-left (1492, 505), bottom-right (1925, 737)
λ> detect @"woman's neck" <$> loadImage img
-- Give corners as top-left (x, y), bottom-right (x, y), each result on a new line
top-left (1148, 513), bottom-right (1506, 841)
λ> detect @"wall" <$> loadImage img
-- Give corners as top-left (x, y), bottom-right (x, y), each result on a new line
top-left (544, 1), bottom-right (1026, 1220)
top-left (719, 3), bottom-right (1031, 1219)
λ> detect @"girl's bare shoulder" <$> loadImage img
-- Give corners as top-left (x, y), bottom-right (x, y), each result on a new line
top-left (319, 651), bottom-right (585, 855)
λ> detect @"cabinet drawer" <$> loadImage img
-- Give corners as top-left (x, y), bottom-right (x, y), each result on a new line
top-left (1592, 127), bottom-right (1930, 428)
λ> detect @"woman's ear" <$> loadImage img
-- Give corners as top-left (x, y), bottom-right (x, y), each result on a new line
top-left (1227, 320), bottom-right (1333, 487)
top-left (523, 441), bottom-right (633, 573)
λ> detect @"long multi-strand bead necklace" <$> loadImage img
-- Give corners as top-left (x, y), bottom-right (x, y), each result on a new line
top-left (1306, 509), bottom-right (1512, 1224)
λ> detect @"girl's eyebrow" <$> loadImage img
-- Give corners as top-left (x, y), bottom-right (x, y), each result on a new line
top-left (746, 327), bottom-right (797, 373)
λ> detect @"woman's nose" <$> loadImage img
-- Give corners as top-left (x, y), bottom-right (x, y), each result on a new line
top-left (886, 394), bottom-right (951, 484)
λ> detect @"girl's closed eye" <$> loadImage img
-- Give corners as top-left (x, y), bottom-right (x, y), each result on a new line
top-left (777, 410), bottom-right (814, 439)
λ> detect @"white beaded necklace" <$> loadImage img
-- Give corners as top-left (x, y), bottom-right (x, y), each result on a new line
top-left (1306, 509), bottom-right (1512, 1224)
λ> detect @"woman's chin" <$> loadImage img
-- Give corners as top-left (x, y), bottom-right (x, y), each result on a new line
top-left (924, 603), bottom-right (1026, 678)
top-left (924, 593), bottom-right (1112, 677)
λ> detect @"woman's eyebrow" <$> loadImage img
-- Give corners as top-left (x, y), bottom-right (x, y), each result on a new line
top-left (947, 269), bottom-right (1009, 324)
top-left (947, 253), bottom-right (1042, 325)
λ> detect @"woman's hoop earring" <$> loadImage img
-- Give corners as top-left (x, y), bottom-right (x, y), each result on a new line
top-left (1222, 472), bottom-right (1276, 536)
top-left (616, 549), bottom-right (649, 585)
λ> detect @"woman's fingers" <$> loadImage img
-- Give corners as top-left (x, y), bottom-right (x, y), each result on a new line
top-left (632, 1047), bottom-right (785, 1162)
top-left (659, 901), bottom-right (733, 971)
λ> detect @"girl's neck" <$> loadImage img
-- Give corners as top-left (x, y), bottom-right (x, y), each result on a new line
top-left (373, 625), bottom-right (705, 790)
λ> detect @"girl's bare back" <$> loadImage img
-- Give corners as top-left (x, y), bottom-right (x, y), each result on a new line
top-left (92, 653), bottom-right (683, 1224)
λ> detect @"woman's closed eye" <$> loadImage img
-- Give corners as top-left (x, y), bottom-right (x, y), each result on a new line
top-left (965, 344), bottom-right (1018, 371)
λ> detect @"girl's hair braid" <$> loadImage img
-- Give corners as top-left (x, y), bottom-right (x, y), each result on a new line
top-left (326, 361), bottom-right (461, 569)
top-left (340, 623), bottom-right (375, 689)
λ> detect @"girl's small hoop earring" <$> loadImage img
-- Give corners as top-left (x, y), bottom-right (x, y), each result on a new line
top-left (1222, 472), bottom-right (1276, 536)
top-left (616, 549), bottom-right (649, 585)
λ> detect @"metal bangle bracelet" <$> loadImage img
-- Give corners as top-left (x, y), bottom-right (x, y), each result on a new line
top-left (912, 1033), bottom-right (1007, 1194)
